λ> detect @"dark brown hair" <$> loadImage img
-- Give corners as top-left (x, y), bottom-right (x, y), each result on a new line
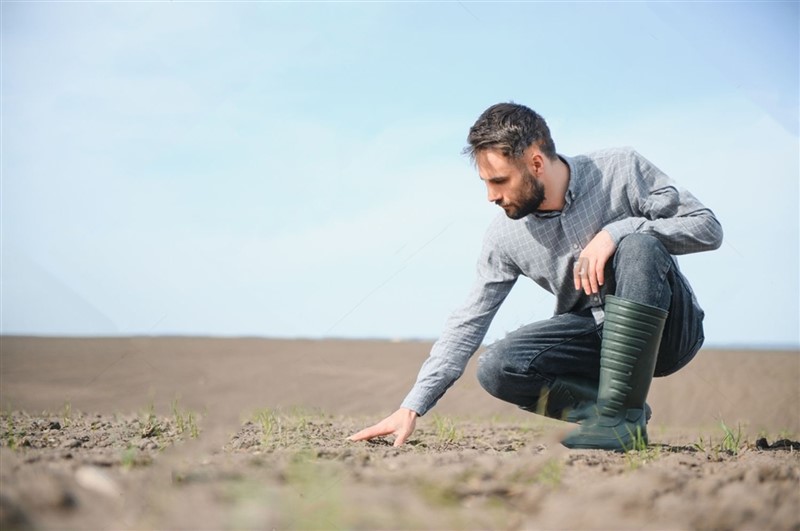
top-left (464, 102), bottom-right (557, 162)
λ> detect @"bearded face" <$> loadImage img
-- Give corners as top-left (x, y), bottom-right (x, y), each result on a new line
top-left (496, 165), bottom-right (546, 219)
top-left (478, 148), bottom-right (551, 220)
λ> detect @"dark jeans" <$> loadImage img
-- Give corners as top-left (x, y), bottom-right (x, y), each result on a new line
top-left (477, 234), bottom-right (705, 411)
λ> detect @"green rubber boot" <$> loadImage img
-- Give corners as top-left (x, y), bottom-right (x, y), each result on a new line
top-left (561, 295), bottom-right (667, 450)
top-left (547, 377), bottom-right (652, 424)
top-left (564, 395), bottom-right (653, 424)
top-left (537, 377), bottom-right (597, 420)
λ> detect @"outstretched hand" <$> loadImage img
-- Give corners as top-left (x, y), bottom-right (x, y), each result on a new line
top-left (348, 407), bottom-right (418, 447)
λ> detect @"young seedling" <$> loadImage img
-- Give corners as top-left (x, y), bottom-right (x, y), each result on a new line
top-left (61, 402), bottom-right (73, 427)
top-left (172, 399), bottom-right (186, 434)
top-left (2, 411), bottom-right (17, 450)
top-left (622, 426), bottom-right (662, 470)
top-left (432, 414), bottom-right (459, 445)
top-left (255, 409), bottom-right (282, 445)
top-left (719, 420), bottom-right (743, 456)
top-left (187, 412), bottom-right (200, 439)
top-left (171, 400), bottom-right (201, 439)
top-left (693, 435), bottom-right (707, 453)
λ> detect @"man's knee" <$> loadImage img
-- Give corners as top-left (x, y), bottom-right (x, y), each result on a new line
top-left (613, 233), bottom-right (672, 280)
top-left (477, 338), bottom-right (554, 407)
top-left (615, 233), bottom-right (668, 263)
top-left (612, 233), bottom-right (674, 309)
top-left (477, 338), bottom-right (535, 397)
top-left (476, 345), bottom-right (507, 398)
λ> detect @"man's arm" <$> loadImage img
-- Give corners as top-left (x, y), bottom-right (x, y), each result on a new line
top-left (574, 149), bottom-right (723, 296)
top-left (349, 220), bottom-right (520, 445)
top-left (602, 150), bottom-right (723, 254)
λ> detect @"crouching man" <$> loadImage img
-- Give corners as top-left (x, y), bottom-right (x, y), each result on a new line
top-left (349, 102), bottom-right (722, 451)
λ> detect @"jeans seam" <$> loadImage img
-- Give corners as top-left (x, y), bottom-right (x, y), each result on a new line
top-left (522, 325), bottom-right (601, 375)
top-left (654, 258), bottom-right (671, 308)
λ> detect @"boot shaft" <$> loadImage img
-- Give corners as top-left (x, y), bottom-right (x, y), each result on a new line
top-left (598, 295), bottom-right (668, 417)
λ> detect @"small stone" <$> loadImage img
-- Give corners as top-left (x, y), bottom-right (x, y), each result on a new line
top-left (138, 439), bottom-right (158, 451)
top-left (48, 421), bottom-right (61, 431)
top-left (75, 466), bottom-right (122, 498)
top-left (62, 439), bottom-right (82, 449)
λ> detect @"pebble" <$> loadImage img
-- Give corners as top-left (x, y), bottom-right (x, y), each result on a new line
top-left (138, 439), bottom-right (158, 451)
top-left (75, 466), bottom-right (122, 498)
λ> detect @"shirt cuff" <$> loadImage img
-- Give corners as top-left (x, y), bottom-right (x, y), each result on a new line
top-left (400, 393), bottom-right (432, 417)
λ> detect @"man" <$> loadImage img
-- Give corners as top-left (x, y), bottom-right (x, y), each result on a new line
top-left (349, 103), bottom-right (722, 451)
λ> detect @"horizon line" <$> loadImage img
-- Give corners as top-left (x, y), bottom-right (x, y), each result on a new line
top-left (1, 333), bottom-right (798, 352)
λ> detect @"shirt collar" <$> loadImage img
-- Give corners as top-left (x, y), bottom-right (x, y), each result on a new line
top-left (560, 153), bottom-right (580, 206)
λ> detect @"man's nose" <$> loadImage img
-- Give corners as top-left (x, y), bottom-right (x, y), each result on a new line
top-left (487, 187), bottom-right (501, 203)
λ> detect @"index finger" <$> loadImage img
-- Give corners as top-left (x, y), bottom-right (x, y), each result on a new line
top-left (348, 423), bottom-right (390, 442)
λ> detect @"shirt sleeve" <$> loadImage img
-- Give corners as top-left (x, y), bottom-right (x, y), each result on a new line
top-left (400, 225), bottom-right (520, 416)
top-left (602, 150), bottom-right (723, 255)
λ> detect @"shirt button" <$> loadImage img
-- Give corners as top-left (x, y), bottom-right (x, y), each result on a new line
top-left (573, 244), bottom-right (579, 249)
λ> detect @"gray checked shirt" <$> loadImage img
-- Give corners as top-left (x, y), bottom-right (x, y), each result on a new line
top-left (401, 147), bottom-right (723, 416)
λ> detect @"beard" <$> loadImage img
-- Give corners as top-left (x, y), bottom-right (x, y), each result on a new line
top-left (499, 168), bottom-right (546, 219)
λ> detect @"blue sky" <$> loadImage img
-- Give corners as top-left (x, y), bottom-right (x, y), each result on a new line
top-left (2, 1), bottom-right (798, 347)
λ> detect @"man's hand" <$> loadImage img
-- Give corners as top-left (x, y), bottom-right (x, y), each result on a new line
top-left (573, 230), bottom-right (617, 295)
top-left (348, 408), bottom-right (418, 447)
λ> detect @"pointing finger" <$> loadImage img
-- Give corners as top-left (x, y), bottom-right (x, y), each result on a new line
top-left (348, 424), bottom-right (388, 442)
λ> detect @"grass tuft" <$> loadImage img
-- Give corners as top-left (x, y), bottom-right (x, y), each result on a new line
top-left (254, 409), bottom-right (283, 445)
top-left (719, 420), bottom-right (744, 455)
top-left (2, 411), bottom-right (17, 450)
top-left (171, 399), bottom-right (201, 439)
top-left (431, 414), bottom-right (459, 445)
top-left (61, 402), bottom-right (73, 427)
top-left (623, 426), bottom-right (662, 470)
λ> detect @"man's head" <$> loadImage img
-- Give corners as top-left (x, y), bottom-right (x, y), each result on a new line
top-left (464, 102), bottom-right (557, 163)
top-left (465, 103), bottom-right (559, 219)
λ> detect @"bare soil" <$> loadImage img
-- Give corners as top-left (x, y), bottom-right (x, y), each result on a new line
top-left (1, 337), bottom-right (798, 530)
top-left (2, 408), bottom-right (799, 530)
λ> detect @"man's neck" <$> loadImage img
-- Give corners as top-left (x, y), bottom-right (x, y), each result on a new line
top-left (538, 155), bottom-right (571, 212)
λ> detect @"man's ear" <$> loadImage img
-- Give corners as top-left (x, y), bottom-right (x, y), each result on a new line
top-left (526, 146), bottom-right (545, 175)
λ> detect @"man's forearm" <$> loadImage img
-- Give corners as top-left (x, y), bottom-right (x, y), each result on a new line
top-left (604, 208), bottom-right (723, 255)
